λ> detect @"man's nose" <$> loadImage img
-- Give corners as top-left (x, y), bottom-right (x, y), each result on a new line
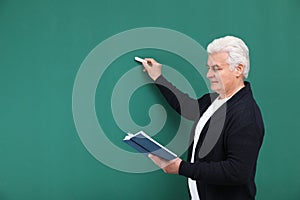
top-left (206, 68), bottom-right (214, 79)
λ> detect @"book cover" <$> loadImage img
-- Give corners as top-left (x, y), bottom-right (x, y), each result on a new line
top-left (123, 131), bottom-right (177, 161)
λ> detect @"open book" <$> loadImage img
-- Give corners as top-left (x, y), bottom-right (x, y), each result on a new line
top-left (123, 131), bottom-right (177, 161)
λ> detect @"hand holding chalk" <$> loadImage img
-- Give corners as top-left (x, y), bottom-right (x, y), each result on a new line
top-left (135, 57), bottom-right (162, 81)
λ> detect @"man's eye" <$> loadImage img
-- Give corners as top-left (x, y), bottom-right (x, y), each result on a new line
top-left (212, 65), bottom-right (219, 71)
top-left (207, 65), bottom-right (220, 71)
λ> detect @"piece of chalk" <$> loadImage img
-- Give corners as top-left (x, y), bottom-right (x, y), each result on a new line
top-left (134, 56), bottom-right (145, 63)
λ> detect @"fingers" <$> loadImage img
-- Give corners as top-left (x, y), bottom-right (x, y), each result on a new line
top-left (142, 58), bottom-right (155, 70)
top-left (141, 58), bottom-right (162, 81)
top-left (148, 154), bottom-right (181, 174)
top-left (148, 154), bottom-right (171, 168)
top-left (144, 58), bottom-right (156, 64)
top-left (142, 61), bottom-right (151, 71)
top-left (143, 58), bottom-right (160, 68)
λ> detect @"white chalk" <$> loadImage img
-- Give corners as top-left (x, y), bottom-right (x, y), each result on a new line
top-left (134, 56), bottom-right (145, 63)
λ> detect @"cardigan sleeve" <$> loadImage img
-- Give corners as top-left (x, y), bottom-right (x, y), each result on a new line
top-left (178, 122), bottom-right (263, 185)
top-left (154, 75), bottom-right (201, 121)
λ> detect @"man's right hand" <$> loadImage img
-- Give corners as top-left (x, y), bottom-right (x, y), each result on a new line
top-left (142, 58), bottom-right (162, 81)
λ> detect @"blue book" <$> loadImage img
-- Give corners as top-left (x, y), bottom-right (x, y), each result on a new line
top-left (123, 131), bottom-right (177, 161)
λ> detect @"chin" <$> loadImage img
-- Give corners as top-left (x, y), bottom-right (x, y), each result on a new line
top-left (210, 86), bottom-right (221, 94)
top-left (210, 85), bottom-right (217, 91)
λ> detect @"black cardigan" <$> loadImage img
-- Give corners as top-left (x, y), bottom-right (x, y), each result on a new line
top-left (155, 76), bottom-right (264, 200)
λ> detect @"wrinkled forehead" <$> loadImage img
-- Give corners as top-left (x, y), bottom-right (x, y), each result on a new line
top-left (207, 52), bottom-right (229, 66)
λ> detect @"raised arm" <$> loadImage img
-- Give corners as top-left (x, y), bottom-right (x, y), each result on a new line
top-left (142, 58), bottom-right (201, 121)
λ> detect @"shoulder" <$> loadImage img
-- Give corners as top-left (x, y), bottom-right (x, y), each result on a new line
top-left (226, 89), bottom-right (264, 132)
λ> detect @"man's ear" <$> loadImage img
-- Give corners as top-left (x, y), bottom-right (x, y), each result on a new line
top-left (234, 64), bottom-right (244, 77)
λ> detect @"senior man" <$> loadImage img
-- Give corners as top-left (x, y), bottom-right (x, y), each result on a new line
top-left (142, 36), bottom-right (264, 200)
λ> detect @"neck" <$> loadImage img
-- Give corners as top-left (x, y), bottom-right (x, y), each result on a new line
top-left (219, 81), bottom-right (245, 99)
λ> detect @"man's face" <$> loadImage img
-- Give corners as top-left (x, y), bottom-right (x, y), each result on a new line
top-left (206, 52), bottom-right (237, 96)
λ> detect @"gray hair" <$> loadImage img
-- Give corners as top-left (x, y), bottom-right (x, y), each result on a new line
top-left (207, 36), bottom-right (250, 78)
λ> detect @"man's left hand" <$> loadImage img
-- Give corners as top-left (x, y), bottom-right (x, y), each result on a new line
top-left (148, 154), bottom-right (182, 174)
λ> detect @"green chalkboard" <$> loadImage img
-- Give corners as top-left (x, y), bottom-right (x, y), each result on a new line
top-left (0, 0), bottom-right (299, 199)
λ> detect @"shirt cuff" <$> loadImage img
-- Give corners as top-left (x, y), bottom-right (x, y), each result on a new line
top-left (154, 75), bottom-right (164, 83)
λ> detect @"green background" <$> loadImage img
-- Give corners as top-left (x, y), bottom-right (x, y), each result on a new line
top-left (1, 0), bottom-right (299, 199)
